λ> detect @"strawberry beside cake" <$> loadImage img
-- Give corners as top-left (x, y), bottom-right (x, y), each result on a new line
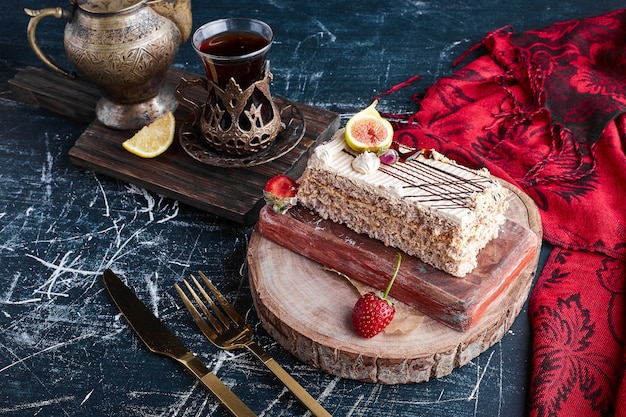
top-left (296, 130), bottom-right (509, 277)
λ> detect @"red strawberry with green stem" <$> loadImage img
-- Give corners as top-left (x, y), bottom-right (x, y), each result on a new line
top-left (352, 252), bottom-right (402, 338)
top-left (263, 174), bottom-right (298, 214)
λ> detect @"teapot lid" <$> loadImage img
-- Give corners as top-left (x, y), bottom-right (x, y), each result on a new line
top-left (71, 0), bottom-right (146, 14)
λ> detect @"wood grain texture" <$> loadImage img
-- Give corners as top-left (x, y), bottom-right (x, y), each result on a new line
top-left (8, 67), bottom-right (340, 224)
top-left (247, 181), bottom-right (542, 384)
top-left (256, 205), bottom-right (537, 331)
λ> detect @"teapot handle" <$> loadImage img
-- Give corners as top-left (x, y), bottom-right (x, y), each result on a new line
top-left (24, 7), bottom-right (76, 79)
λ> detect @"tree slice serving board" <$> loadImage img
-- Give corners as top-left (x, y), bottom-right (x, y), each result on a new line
top-left (246, 180), bottom-right (542, 384)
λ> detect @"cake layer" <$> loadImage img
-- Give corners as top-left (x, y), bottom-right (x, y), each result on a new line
top-left (296, 131), bottom-right (509, 276)
top-left (257, 205), bottom-right (538, 331)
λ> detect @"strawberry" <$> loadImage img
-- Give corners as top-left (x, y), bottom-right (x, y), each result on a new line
top-left (263, 174), bottom-right (298, 214)
top-left (352, 253), bottom-right (402, 338)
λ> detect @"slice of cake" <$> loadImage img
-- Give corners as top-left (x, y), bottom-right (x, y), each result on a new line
top-left (296, 130), bottom-right (509, 277)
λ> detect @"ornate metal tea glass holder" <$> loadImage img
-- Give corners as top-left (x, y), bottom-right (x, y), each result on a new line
top-left (176, 63), bottom-right (282, 157)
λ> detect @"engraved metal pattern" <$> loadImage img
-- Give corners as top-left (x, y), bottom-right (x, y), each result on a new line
top-left (178, 98), bottom-right (306, 168)
top-left (62, 3), bottom-right (180, 103)
top-left (199, 67), bottom-right (282, 156)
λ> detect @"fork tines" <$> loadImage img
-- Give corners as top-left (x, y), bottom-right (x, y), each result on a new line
top-left (175, 272), bottom-right (248, 342)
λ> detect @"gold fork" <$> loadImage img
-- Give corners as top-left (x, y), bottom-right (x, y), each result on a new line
top-left (175, 272), bottom-right (332, 417)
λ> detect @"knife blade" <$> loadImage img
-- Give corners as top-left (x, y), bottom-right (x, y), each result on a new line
top-left (103, 269), bottom-right (256, 417)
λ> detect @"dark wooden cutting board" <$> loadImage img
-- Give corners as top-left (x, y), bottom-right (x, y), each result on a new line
top-left (9, 67), bottom-right (340, 224)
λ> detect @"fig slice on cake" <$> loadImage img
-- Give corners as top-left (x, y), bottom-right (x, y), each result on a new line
top-left (344, 100), bottom-right (394, 154)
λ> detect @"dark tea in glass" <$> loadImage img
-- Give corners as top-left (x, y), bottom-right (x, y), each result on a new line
top-left (193, 19), bottom-right (273, 89)
top-left (198, 31), bottom-right (270, 57)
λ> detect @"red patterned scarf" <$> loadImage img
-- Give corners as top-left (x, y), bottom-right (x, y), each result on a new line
top-left (389, 9), bottom-right (626, 417)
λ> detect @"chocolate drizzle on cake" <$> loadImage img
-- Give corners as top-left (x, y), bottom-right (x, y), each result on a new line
top-left (340, 145), bottom-right (496, 212)
top-left (380, 157), bottom-right (493, 210)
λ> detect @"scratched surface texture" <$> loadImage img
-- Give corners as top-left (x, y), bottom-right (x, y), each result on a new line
top-left (1, 1), bottom-right (623, 416)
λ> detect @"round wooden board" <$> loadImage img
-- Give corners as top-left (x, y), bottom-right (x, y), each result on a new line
top-left (246, 181), bottom-right (542, 384)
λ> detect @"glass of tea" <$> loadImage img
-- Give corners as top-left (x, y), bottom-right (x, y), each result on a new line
top-left (192, 18), bottom-right (274, 89)
top-left (176, 17), bottom-right (282, 156)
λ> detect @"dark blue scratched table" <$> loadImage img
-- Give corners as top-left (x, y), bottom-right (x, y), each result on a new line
top-left (0, 1), bottom-right (621, 416)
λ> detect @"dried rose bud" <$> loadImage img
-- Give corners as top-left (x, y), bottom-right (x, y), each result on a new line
top-left (379, 148), bottom-right (399, 165)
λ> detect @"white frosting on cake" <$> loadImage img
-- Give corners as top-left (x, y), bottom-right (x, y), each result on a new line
top-left (309, 130), bottom-right (505, 228)
top-left (351, 151), bottom-right (380, 174)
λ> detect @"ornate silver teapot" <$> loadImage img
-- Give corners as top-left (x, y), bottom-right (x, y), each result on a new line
top-left (25, 0), bottom-right (191, 129)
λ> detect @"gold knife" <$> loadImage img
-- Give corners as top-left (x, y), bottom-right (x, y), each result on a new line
top-left (103, 269), bottom-right (257, 417)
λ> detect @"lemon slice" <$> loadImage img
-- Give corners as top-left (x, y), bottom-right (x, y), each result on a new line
top-left (345, 100), bottom-right (394, 153)
top-left (122, 112), bottom-right (176, 158)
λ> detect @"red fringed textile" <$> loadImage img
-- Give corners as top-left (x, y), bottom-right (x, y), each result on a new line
top-left (392, 9), bottom-right (626, 417)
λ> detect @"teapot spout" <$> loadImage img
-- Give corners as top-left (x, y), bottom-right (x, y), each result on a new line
top-left (148, 0), bottom-right (192, 44)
